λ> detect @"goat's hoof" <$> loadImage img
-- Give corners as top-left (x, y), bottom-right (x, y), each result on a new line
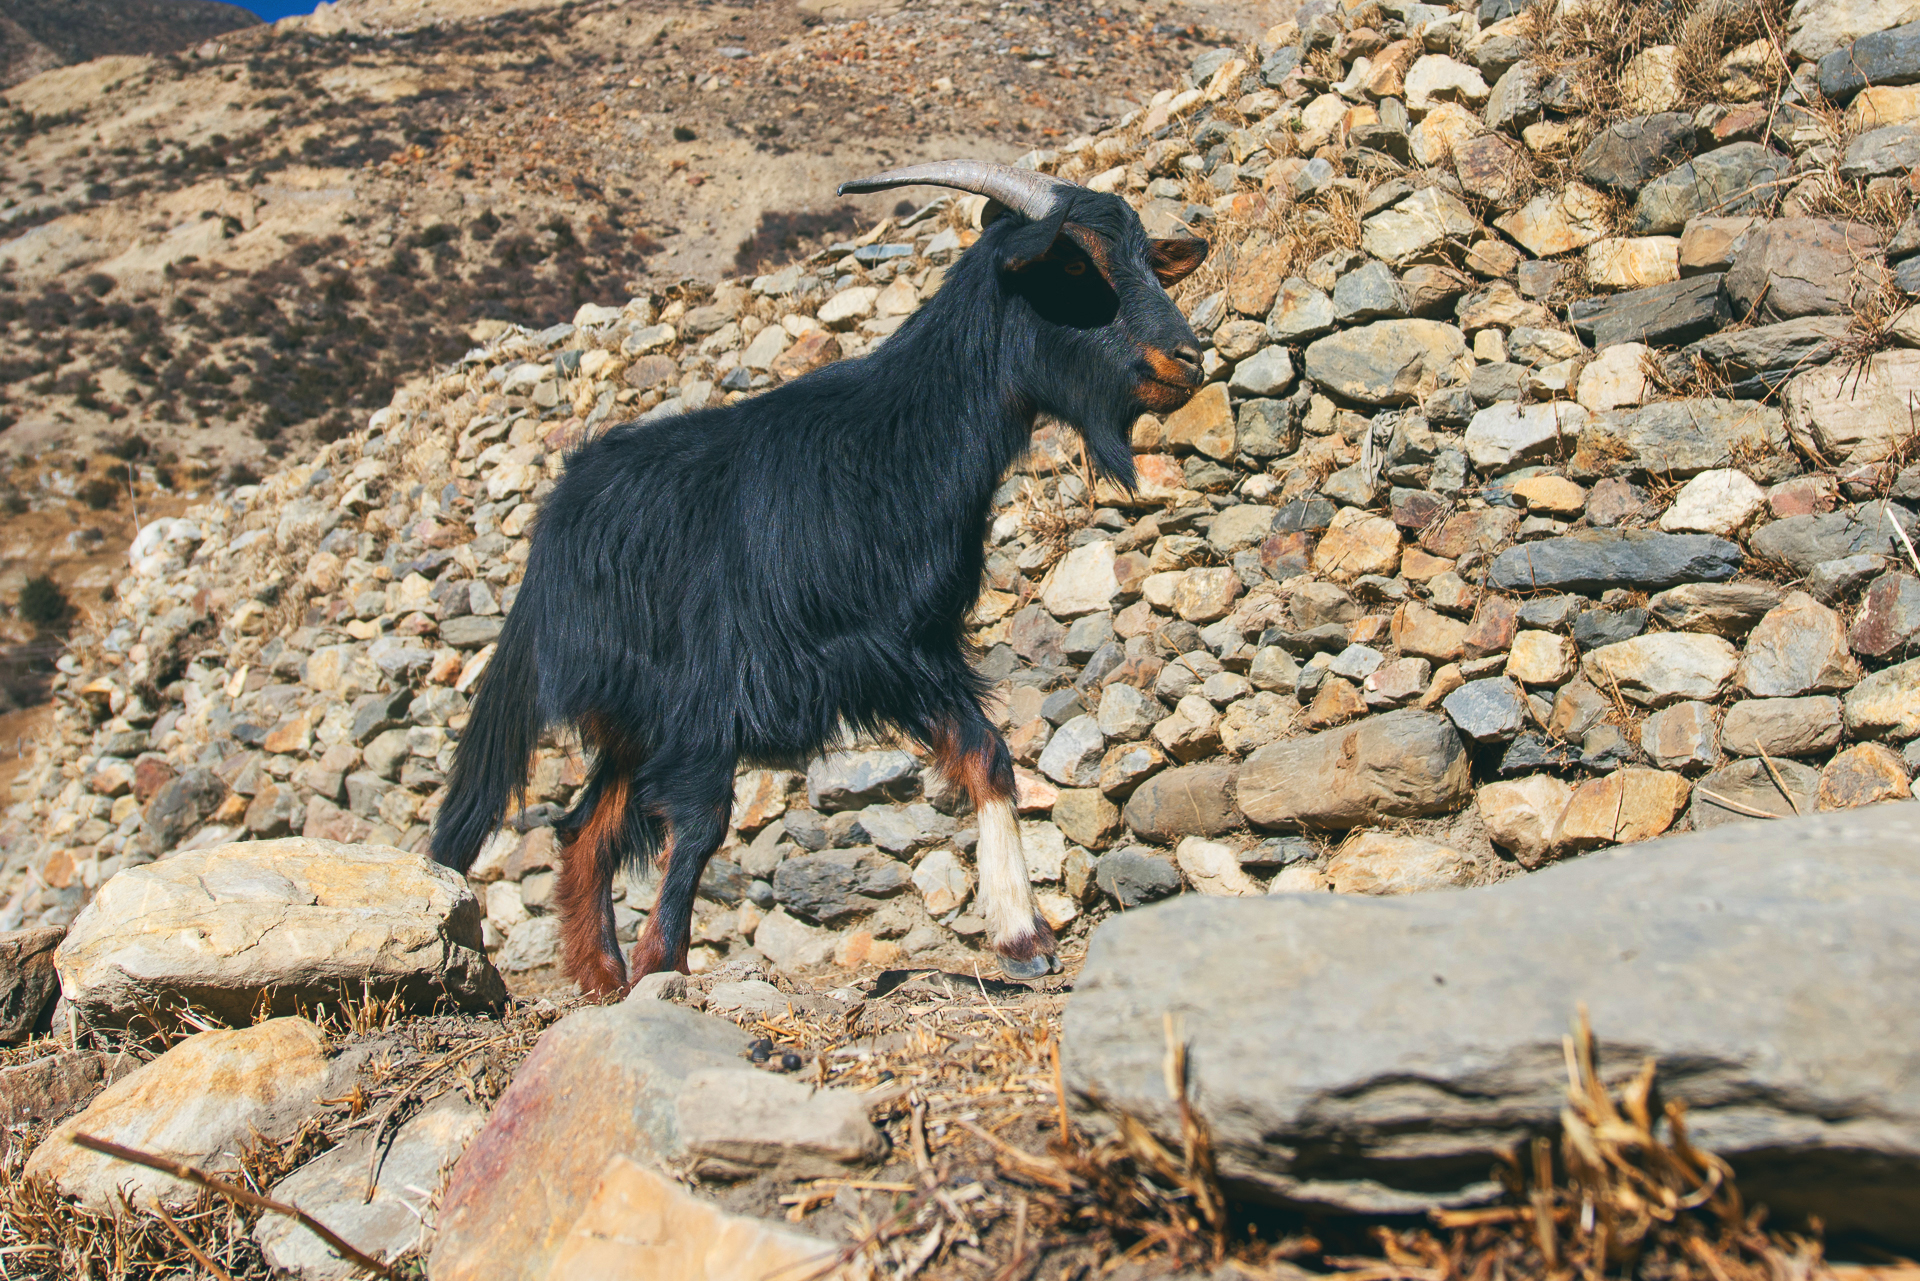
top-left (999, 953), bottom-right (1056, 981)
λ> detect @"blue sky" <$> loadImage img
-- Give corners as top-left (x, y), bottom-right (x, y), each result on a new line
top-left (233, 1), bottom-right (325, 20)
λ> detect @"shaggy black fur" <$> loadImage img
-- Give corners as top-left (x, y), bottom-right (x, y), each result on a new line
top-left (431, 184), bottom-right (1207, 992)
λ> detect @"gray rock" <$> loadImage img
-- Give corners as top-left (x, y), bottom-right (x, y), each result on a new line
top-left (1572, 605), bottom-right (1648, 649)
top-left (1724, 219), bottom-right (1886, 321)
top-left (1236, 398), bottom-right (1298, 458)
top-left (363, 728), bottom-right (410, 781)
top-left (1273, 496), bottom-right (1338, 533)
top-left (1640, 700), bottom-right (1719, 771)
top-left (1332, 261), bottom-right (1409, 323)
top-left (1574, 112), bottom-right (1697, 195)
top-left (1720, 696), bottom-right (1844, 758)
top-left (1441, 677), bottom-right (1528, 742)
top-left (1809, 554), bottom-right (1889, 604)
top-left (1628, 143), bottom-right (1789, 236)
top-left (349, 689), bottom-right (412, 745)
top-left (1749, 501), bottom-right (1919, 572)
top-left (1061, 613), bottom-right (1115, 662)
top-left (1682, 316), bottom-right (1849, 377)
top-left (1469, 361), bottom-right (1524, 405)
top-left (1568, 274), bottom-right (1730, 348)
top-left (1038, 715), bottom-right (1107, 787)
top-left (1483, 61), bottom-right (1545, 132)
top-left (1094, 847), bottom-right (1184, 907)
top-left (1690, 757), bottom-right (1820, 828)
top-left (1516, 594), bottom-right (1582, 630)
top-left (1898, 255), bottom-right (1920, 294)
top-left (1488, 531), bottom-right (1742, 593)
top-left (496, 917), bottom-right (562, 972)
top-left (140, 768), bottom-right (227, 852)
top-left (1226, 346), bottom-right (1296, 398)
top-left (1572, 399), bottom-right (1789, 480)
top-left (806, 750), bottom-right (920, 812)
top-left (1098, 683), bottom-right (1169, 741)
top-left (440, 615), bottom-right (505, 649)
top-left (1842, 123), bottom-right (1920, 179)
top-left (1266, 278), bottom-right (1337, 342)
top-left (1303, 320), bottom-right (1470, 406)
top-left (771, 848), bottom-right (909, 923)
top-left (0, 928), bottom-right (62, 1043)
top-left (1238, 709), bottom-right (1472, 830)
top-left (1648, 582), bottom-right (1783, 636)
top-left (1122, 763), bottom-right (1239, 843)
top-left (258, 1092), bottom-right (487, 1280)
top-left (1062, 804), bottom-right (1920, 1242)
top-left (1319, 463), bottom-right (1382, 507)
top-left (1819, 18), bottom-right (1920, 99)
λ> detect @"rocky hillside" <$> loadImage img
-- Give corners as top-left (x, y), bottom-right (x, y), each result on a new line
top-left (0, 0), bottom-right (1918, 1270)
top-left (0, 0), bottom-right (1260, 476)
top-left (0, 0), bottom-right (260, 90)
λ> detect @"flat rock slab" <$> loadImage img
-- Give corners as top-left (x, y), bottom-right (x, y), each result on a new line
top-left (1063, 805), bottom-right (1920, 1244)
top-left (56, 838), bottom-right (504, 1026)
top-left (257, 1091), bottom-right (487, 1280)
top-left (1489, 530), bottom-right (1741, 593)
top-left (432, 999), bottom-right (884, 1281)
top-left (26, 1018), bottom-right (357, 1212)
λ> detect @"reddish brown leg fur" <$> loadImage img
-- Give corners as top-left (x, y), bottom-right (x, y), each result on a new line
top-left (555, 775), bottom-right (629, 999)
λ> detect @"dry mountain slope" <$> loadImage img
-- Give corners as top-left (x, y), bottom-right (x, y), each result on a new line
top-left (0, 0), bottom-right (261, 89)
top-left (0, 0), bottom-right (1258, 472)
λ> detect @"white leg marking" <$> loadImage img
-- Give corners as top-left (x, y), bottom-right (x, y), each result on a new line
top-left (976, 797), bottom-right (1043, 951)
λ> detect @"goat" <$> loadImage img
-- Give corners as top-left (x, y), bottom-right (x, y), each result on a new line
top-left (430, 161), bottom-right (1209, 996)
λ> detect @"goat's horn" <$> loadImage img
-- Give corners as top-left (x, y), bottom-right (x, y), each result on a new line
top-left (837, 160), bottom-right (1075, 222)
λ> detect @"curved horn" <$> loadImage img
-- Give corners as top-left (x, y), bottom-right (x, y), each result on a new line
top-left (837, 160), bottom-right (1076, 222)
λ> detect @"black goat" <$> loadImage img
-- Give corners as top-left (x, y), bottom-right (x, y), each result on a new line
top-left (431, 161), bottom-right (1208, 995)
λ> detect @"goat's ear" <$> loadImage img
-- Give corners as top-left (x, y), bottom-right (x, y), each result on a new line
top-left (1148, 237), bottom-right (1209, 286)
top-left (997, 210), bottom-right (1073, 275)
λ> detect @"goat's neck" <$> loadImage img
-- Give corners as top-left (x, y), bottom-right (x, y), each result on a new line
top-left (862, 270), bottom-right (1039, 532)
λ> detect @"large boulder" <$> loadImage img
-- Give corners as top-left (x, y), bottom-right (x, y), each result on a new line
top-left (55, 839), bottom-right (505, 1026)
top-left (432, 999), bottom-right (884, 1281)
top-left (1063, 805), bottom-right (1920, 1244)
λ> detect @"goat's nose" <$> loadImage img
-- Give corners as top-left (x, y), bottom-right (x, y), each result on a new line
top-left (1170, 343), bottom-right (1204, 381)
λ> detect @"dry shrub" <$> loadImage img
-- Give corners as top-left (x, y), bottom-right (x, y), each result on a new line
top-left (985, 1009), bottom-right (1836, 1279)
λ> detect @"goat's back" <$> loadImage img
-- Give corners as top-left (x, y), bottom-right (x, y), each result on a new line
top-left (516, 367), bottom-right (1000, 759)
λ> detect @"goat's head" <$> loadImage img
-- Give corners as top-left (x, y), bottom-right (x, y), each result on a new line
top-left (840, 161), bottom-right (1209, 484)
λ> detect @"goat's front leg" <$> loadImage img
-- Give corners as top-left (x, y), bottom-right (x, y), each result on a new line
top-left (929, 714), bottom-right (1057, 979)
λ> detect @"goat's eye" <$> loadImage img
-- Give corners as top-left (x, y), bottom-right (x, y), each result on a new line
top-left (1062, 260), bottom-right (1087, 276)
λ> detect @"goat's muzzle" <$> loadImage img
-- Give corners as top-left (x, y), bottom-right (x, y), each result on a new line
top-left (1137, 343), bottom-right (1206, 411)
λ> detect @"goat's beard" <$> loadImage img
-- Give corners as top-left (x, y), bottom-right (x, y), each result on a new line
top-left (1075, 411), bottom-right (1138, 490)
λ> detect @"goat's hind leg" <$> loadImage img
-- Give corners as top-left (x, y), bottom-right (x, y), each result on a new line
top-left (554, 758), bottom-right (636, 999)
top-left (629, 760), bottom-right (734, 980)
top-left (928, 714), bottom-right (1057, 980)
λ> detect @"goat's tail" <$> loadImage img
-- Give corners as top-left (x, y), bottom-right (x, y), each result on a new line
top-left (431, 608), bottom-right (540, 874)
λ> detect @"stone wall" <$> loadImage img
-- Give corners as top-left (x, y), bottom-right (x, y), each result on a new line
top-left (3, 0), bottom-right (1918, 979)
